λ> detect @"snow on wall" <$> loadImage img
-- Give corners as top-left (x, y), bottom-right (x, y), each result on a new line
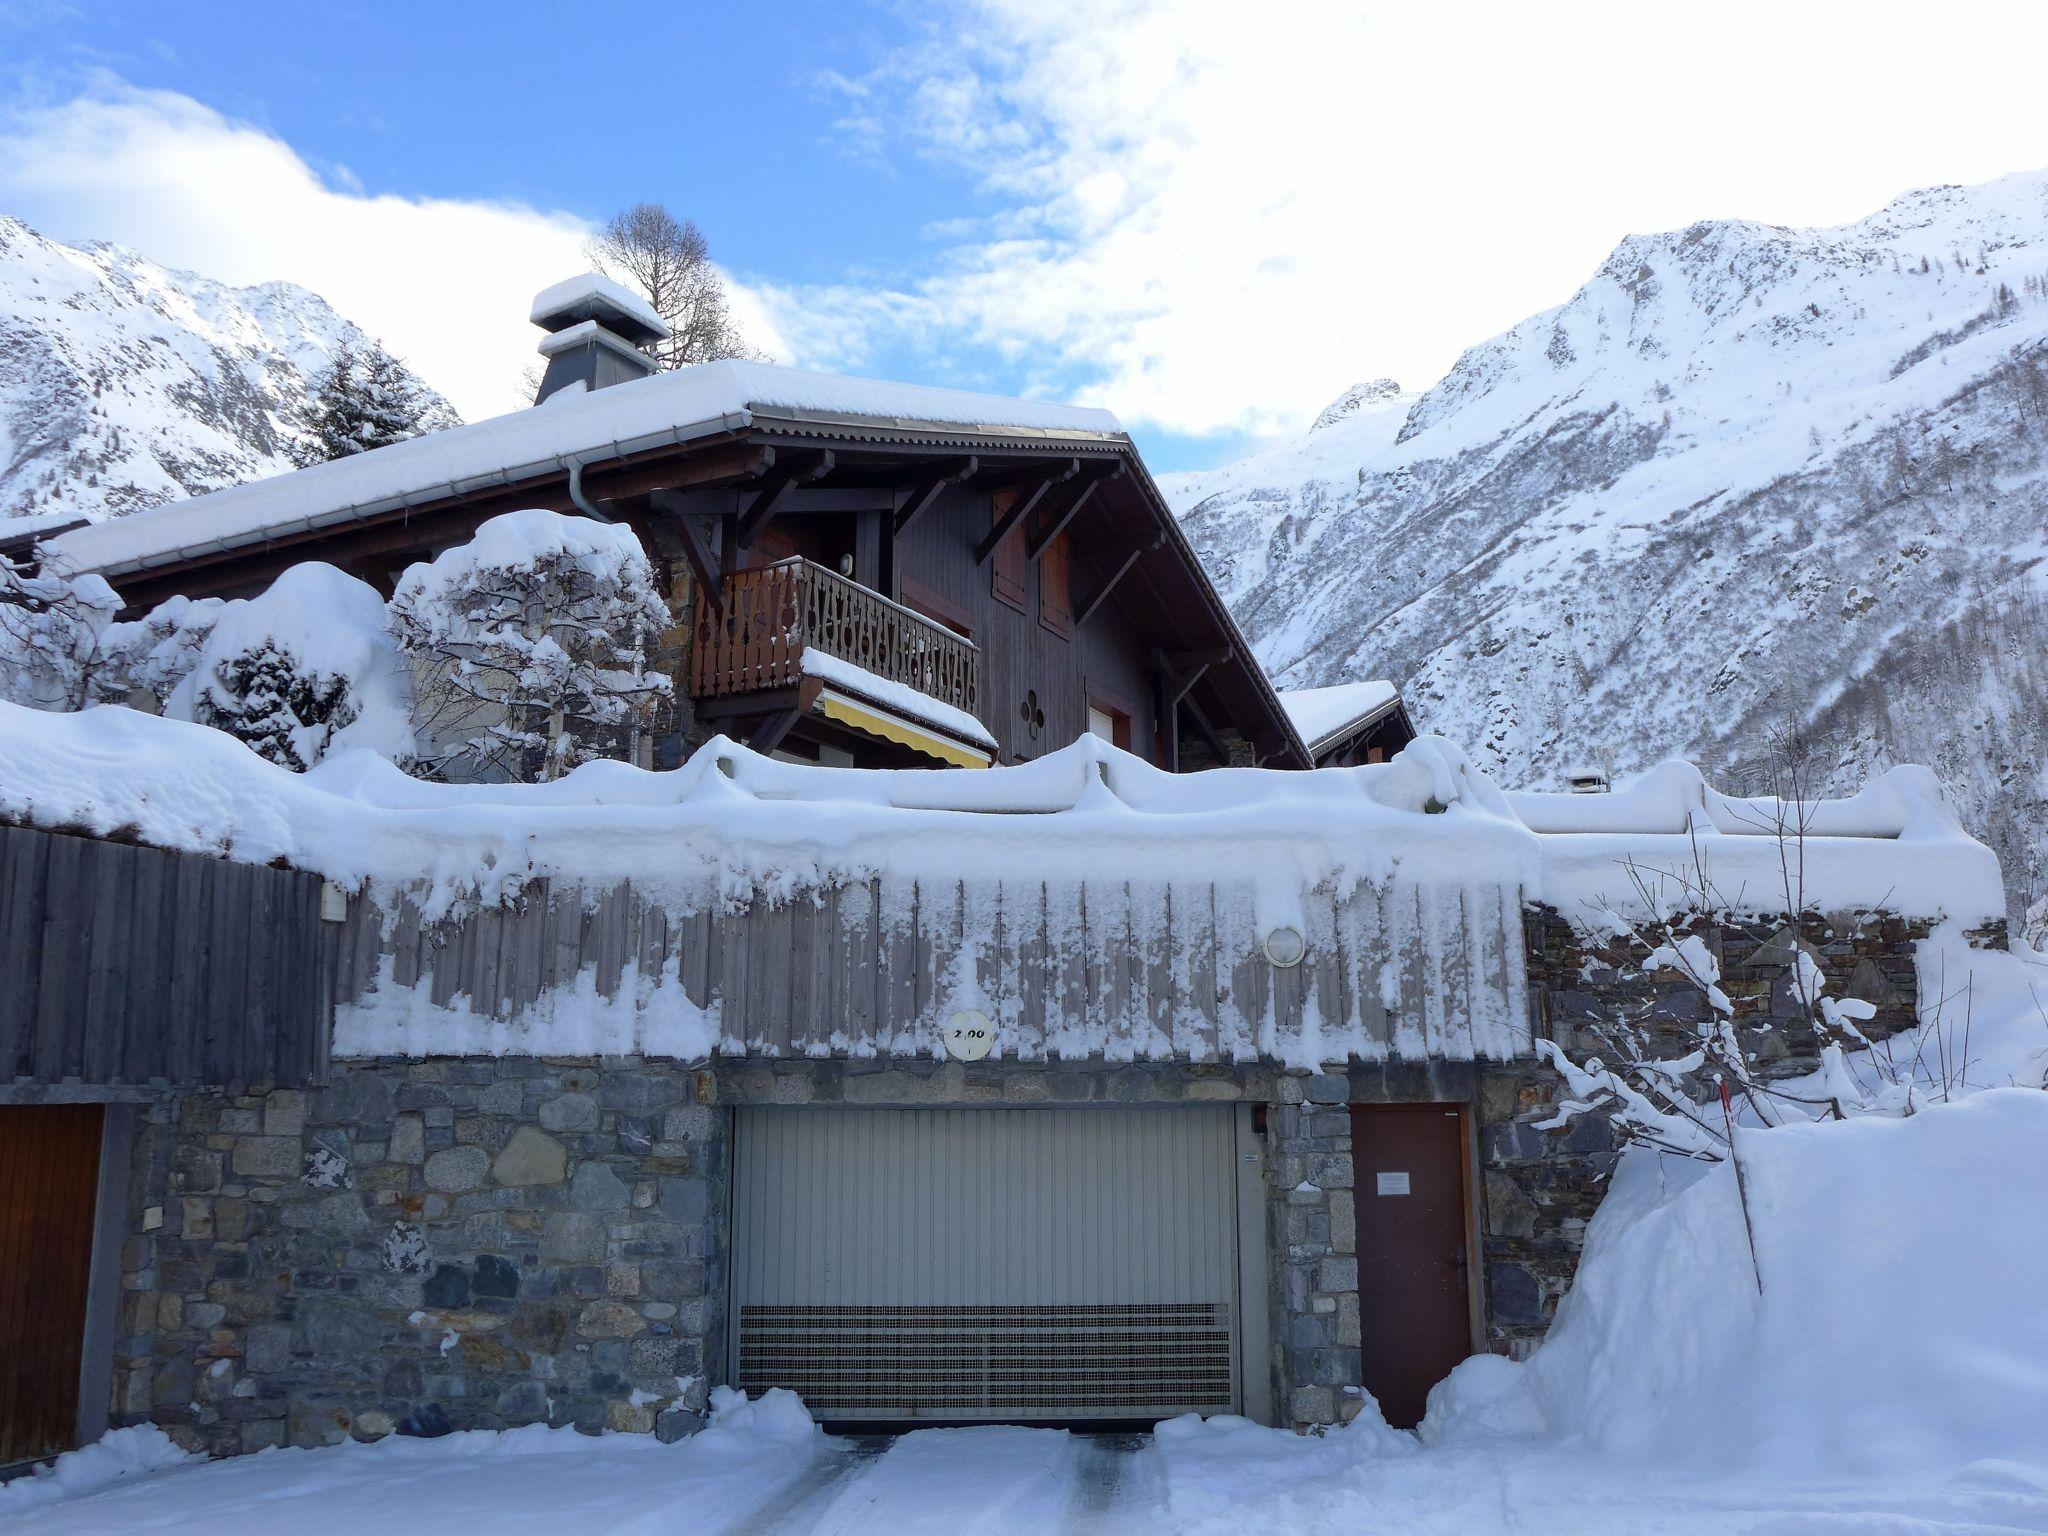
top-left (0, 705), bottom-right (2005, 1061)
top-left (44, 360), bottom-right (1125, 580)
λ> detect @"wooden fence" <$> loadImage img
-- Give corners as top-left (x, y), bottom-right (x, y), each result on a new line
top-left (332, 872), bottom-right (1534, 1064)
top-left (0, 824), bottom-right (333, 1090)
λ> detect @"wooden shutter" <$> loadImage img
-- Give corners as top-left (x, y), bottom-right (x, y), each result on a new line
top-left (991, 493), bottom-right (1026, 611)
top-left (1039, 529), bottom-right (1072, 637)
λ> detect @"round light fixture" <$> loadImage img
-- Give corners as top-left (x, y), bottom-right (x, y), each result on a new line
top-left (1261, 926), bottom-right (1307, 968)
top-left (943, 1010), bottom-right (994, 1061)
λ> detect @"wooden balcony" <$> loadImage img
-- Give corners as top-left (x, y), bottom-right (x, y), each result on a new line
top-left (690, 558), bottom-right (982, 725)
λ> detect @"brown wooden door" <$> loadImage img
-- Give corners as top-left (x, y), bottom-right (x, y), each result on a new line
top-left (0, 1105), bottom-right (104, 1467)
top-left (1349, 1103), bottom-right (1472, 1428)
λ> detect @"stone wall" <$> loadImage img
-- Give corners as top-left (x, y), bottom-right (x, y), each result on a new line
top-left (110, 902), bottom-right (1967, 1449)
top-left (117, 1059), bottom-right (725, 1455)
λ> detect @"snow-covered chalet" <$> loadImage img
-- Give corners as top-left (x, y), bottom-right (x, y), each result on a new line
top-left (0, 276), bottom-right (2011, 1469)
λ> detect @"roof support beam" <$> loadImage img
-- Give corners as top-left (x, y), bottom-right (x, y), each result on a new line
top-left (1026, 463), bottom-right (1123, 565)
top-left (1073, 531), bottom-right (1161, 629)
top-left (735, 451), bottom-right (833, 551)
top-left (647, 488), bottom-right (724, 613)
top-left (747, 708), bottom-right (803, 755)
top-left (892, 456), bottom-right (978, 538)
top-left (1182, 692), bottom-right (1233, 766)
top-left (973, 458), bottom-right (1080, 567)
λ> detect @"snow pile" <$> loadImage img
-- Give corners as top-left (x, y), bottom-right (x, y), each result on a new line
top-left (164, 561), bottom-right (413, 768)
top-left (696, 1385), bottom-right (823, 1454)
top-left (0, 704), bottom-right (2006, 935)
top-left (0, 1425), bottom-right (191, 1515)
top-left (799, 646), bottom-right (997, 749)
top-left (1425, 938), bottom-right (2048, 1474)
top-left (529, 272), bottom-right (669, 339)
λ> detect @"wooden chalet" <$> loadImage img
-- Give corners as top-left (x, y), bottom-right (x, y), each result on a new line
top-left (48, 277), bottom-right (1312, 775)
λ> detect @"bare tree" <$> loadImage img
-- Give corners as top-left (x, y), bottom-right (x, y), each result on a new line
top-left (586, 204), bottom-right (761, 369)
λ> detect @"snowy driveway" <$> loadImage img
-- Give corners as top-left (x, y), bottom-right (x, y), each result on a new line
top-left (10, 1417), bottom-right (2048, 1536)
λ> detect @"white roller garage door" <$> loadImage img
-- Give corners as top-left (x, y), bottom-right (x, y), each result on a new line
top-left (730, 1105), bottom-right (1255, 1422)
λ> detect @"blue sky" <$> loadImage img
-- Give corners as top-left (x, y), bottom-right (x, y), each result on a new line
top-left (5, 2), bottom-right (2048, 473)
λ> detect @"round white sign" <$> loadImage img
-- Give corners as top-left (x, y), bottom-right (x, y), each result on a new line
top-left (943, 1010), bottom-right (994, 1061)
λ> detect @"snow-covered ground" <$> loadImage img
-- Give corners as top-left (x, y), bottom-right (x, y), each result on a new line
top-left (11, 1405), bottom-right (2047, 1535)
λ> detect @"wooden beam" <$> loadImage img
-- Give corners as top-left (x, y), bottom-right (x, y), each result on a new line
top-left (1026, 465), bottom-right (1122, 564)
top-left (892, 456), bottom-right (978, 537)
top-left (736, 451), bottom-right (833, 551)
top-left (972, 458), bottom-right (1080, 566)
top-left (747, 709), bottom-right (803, 755)
top-left (647, 488), bottom-right (724, 613)
top-left (1073, 531), bottom-right (1160, 629)
top-left (1182, 692), bottom-right (1233, 766)
top-left (1164, 645), bottom-right (1234, 675)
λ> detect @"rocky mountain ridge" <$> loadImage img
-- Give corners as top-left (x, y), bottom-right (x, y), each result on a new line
top-left (0, 215), bottom-right (452, 531)
top-left (1165, 170), bottom-right (2048, 935)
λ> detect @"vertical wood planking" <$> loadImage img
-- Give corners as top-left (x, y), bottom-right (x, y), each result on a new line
top-left (0, 828), bottom-right (49, 1079)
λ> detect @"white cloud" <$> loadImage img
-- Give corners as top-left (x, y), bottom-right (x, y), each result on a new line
top-left (0, 78), bottom-right (753, 423)
top-left (771, 0), bottom-right (2048, 438)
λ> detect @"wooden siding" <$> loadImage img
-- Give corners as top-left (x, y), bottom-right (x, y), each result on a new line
top-left (0, 825), bottom-right (333, 1090)
top-left (895, 483), bottom-right (1161, 764)
top-left (331, 875), bottom-right (1533, 1064)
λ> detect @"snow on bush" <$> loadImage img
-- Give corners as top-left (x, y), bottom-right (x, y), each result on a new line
top-left (0, 553), bottom-right (122, 709)
top-left (389, 509), bottom-right (672, 782)
top-left (165, 562), bottom-right (413, 771)
top-left (98, 593), bottom-right (224, 706)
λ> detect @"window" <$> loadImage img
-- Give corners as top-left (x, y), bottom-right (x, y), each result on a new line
top-left (991, 492), bottom-right (1025, 611)
top-left (1039, 528), bottom-right (1072, 637)
top-left (1085, 691), bottom-right (1133, 752)
top-left (899, 577), bottom-right (974, 640)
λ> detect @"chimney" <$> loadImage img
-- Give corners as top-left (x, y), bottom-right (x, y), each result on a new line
top-left (1566, 765), bottom-right (1612, 795)
top-left (529, 273), bottom-right (670, 405)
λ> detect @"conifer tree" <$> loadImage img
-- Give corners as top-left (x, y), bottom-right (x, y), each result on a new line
top-left (294, 340), bottom-right (437, 465)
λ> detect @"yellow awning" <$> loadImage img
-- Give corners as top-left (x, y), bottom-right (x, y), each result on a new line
top-left (814, 688), bottom-right (992, 768)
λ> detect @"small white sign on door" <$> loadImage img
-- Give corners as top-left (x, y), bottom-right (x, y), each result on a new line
top-left (1376, 1171), bottom-right (1411, 1196)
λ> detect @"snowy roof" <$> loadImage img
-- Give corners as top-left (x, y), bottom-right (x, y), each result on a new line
top-left (44, 361), bottom-right (1129, 582)
top-left (1278, 680), bottom-right (1402, 751)
top-left (529, 272), bottom-right (669, 343)
top-left (0, 705), bottom-right (2005, 928)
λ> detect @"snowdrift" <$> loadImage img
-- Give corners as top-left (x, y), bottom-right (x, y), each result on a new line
top-left (1425, 1084), bottom-right (2048, 1474)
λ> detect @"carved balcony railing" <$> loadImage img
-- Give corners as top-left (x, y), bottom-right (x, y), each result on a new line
top-left (689, 558), bottom-right (982, 723)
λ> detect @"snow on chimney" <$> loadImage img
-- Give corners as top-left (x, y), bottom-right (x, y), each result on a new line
top-left (529, 273), bottom-right (670, 405)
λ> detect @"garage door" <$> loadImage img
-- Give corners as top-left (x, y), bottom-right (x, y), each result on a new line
top-left (731, 1106), bottom-right (1246, 1422)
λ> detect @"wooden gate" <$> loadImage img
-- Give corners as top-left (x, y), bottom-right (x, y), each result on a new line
top-left (0, 1105), bottom-right (104, 1467)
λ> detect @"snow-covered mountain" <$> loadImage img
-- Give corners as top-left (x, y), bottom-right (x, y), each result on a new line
top-left (1165, 170), bottom-right (2048, 934)
top-left (0, 215), bottom-right (453, 529)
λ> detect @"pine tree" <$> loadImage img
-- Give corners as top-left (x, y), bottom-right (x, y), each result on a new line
top-left (187, 643), bottom-right (359, 771)
top-left (294, 340), bottom-right (436, 465)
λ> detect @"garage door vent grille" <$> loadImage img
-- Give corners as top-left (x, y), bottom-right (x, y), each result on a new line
top-left (738, 1302), bottom-right (1234, 1418)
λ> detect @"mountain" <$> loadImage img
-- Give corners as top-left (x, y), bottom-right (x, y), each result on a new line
top-left (1165, 170), bottom-right (2048, 937)
top-left (0, 215), bottom-right (454, 530)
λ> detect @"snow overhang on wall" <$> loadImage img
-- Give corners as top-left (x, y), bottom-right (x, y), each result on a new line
top-left (0, 705), bottom-right (2007, 1065)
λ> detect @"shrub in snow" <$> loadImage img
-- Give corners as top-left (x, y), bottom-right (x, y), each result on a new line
top-left (99, 593), bottom-right (223, 707)
top-left (0, 552), bottom-right (122, 709)
top-left (390, 509), bottom-right (673, 783)
top-left (166, 562), bottom-right (414, 771)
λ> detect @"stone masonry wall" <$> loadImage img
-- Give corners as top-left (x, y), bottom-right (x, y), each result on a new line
top-left (113, 903), bottom-right (1968, 1450)
top-left (117, 1059), bottom-right (725, 1455)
